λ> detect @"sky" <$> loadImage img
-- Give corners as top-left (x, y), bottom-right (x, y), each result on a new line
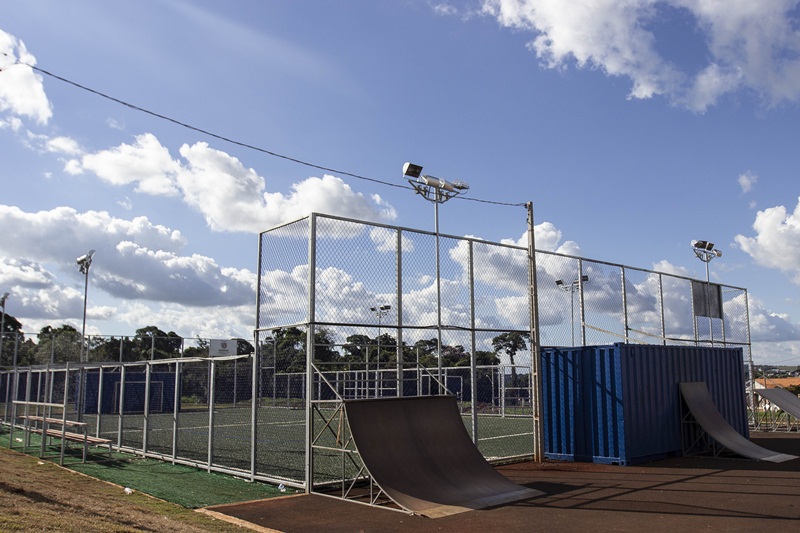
top-left (1, 0), bottom-right (800, 365)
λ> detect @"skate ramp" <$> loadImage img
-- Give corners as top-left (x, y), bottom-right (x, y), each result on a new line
top-left (343, 395), bottom-right (542, 518)
top-left (680, 382), bottom-right (796, 463)
top-left (755, 387), bottom-right (800, 419)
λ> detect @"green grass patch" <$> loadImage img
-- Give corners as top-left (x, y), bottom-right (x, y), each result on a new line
top-left (69, 456), bottom-right (292, 508)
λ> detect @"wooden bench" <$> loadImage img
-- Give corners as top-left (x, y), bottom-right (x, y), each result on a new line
top-left (12, 402), bottom-right (113, 464)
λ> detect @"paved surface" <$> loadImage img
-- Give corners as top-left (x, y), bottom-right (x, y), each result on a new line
top-left (209, 432), bottom-right (800, 532)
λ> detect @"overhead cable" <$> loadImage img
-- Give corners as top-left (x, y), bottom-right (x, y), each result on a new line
top-left (1, 54), bottom-right (526, 208)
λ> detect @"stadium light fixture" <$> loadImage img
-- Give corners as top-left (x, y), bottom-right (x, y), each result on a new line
top-left (370, 305), bottom-right (392, 368)
top-left (76, 249), bottom-right (95, 362)
top-left (0, 292), bottom-right (8, 365)
top-left (691, 239), bottom-right (722, 280)
top-left (555, 275), bottom-right (589, 346)
top-left (691, 239), bottom-right (722, 346)
top-left (403, 162), bottom-right (470, 393)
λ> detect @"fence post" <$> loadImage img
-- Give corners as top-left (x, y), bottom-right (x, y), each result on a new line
top-left (143, 362), bottom-right (151, 453)
top-left (207, 358), bottom-right (215, 472)
top-left (172, 360), bottom-right (181, 464)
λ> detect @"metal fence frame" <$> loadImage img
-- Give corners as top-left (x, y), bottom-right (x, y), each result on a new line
top-left (0, 212), bottom-right (752, 492)
top-left (256, 212), bottom-right (752, 494)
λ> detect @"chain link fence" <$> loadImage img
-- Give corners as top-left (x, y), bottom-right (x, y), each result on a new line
top-left (257, 213), bottom-right (750, 490)
top-left (1, 212), bottom-right (751, 490)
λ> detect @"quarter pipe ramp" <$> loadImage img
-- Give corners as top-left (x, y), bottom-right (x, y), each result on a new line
top-left (680, 382), bottom-right (796, 463)
top-left (755, 387), bottom-right (800, 419)
top-left (343, 395), bottom-right (542, 517)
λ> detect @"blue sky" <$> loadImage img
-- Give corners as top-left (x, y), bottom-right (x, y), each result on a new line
top-left (2, 1), bottom-right (800, 364)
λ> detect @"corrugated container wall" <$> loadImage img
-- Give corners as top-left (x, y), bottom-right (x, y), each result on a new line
top-left (541, 343), bottom-right (746, 465)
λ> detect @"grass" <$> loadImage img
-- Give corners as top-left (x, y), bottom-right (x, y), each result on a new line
top-left (71, 457), bottom-right (290, 508)
top-left (0, 424), bottom-right (292, 510)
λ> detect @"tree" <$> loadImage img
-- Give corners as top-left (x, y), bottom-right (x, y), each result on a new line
top-left (475, 350), bottom-right (500, 366)
top-left (343, 334), bottom-right (372, 363)
top-left (35, 324), bottom-right (82, 364)
top-left (0, 312), bottom-right (23, 365)
top-left (133, 326), bottom-right (183, 360)
top-left (492, 331), bottom-right (529, 392)
top-left (258, 327), bottom-right (343, 374)
top-left (411, 338), bottom-right (439, 368)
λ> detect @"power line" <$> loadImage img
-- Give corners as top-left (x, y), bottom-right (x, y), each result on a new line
top-left (2, 54), bottom-right (526, 208)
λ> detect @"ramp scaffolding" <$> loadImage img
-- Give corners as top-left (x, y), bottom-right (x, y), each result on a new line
top-left (310, 385), bottom-right (542, 517)
top-left (753, 388), bottom-right (800, 432)
top-left (680, 382), bottom-right (796, 463)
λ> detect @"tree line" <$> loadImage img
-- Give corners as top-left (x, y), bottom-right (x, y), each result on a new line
top-left (0, 313), bottom-right (531, 376)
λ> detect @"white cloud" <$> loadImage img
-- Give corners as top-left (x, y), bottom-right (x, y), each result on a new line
top-left (735, 197), bottom-right (800, 283)
top-left (481, 0), bottom-right (800, 111)
top-left (0, 205), bottom-right (186, 259)
top-left (178, 141), bottom-right (396, 232)
top-left (72, 136), bottom-right (400, 234)
top-left (45, 136), bottom-right (83, 156)
top-left (432, 3), bottom-right (459, 16)
top-left (0, 29), bottom-right (52, 124)
top-left (67, 133), bottom-right (180, 196)
top-left (738, 171), bottom-right (758, 194)
top-left (0, 205), bottom-right (255, 307)
top-left (747, 295), bottom-right (800, 346)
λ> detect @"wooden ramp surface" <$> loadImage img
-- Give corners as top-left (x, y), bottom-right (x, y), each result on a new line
top-left (680, 382), bottom-right (797, 463)
top-left (343, 395), bottom-right (543, 518)
top-left (755, 387), bottom-right (800, 419)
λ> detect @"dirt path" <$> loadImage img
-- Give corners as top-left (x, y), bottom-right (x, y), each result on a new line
top-left (0, 447), bottom-right (250, 532)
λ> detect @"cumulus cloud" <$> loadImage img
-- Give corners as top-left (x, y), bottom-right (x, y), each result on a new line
top-left (0, 205), bottom-right (254, 315)
top-left (179, 141), bottom-right (395, 232)
top-left (69, 135), bottom-right (398, 233)
top-left (0, 29), bottom-right (52, 124)
top-left (66, 133), bottom-right (181, 196)
top-left (481, 0), bottom-right (800, 111)
top-left (747, 296), bottom-right (799, 342)
top-left (735, 197), bottom-right (800, 284)
top-left (45, 136), bottom-right (83, 156)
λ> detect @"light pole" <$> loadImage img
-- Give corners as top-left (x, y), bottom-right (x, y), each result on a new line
top-left (555, 275), bottom-right (589, 346)
top-left (0, 292), bottom-right (9, 365)
top-left (370, 304), bottom-right (392, 350)
top-left (403, 162), bottom-right (469, 394)
top-left (370, 304), bottom-right (391, 395)
top-left (76, 249), bottom-right (95, 362)
top-left (691, 240), bottom-right (722, 345)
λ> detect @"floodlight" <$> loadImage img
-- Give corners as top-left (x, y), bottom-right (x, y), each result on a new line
top-left (691, 240), bottom-right (715, 251)
top-left (76, 249), bottom-right (95, 362)
top-left (76, 249), bottom-right (96, 274)
top-left (690, 238), bottom-right (722, 345)
top-left (691, 240), bottom-right (721, 263)
top-left (555, 275), bottom-right (589, 345)
top-left (403, 162), bottom-right (423, 179)
top-left (0, 292), bottom-right (8, 307)
top-left (401, 161), bottom-right (472, 392)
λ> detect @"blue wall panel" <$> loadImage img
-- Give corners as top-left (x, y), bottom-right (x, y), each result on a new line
top-left (542, 343), bottom-right (746, 465)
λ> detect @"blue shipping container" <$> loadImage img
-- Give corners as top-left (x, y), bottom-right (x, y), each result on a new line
top-left (541, 343), bottom-right (746, 465)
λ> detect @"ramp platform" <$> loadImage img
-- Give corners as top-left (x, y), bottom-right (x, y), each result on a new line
top-left (343, 395), bottom-right (542, 517)
top-left (680, 382), bottom-right (796, 463)
top-left (755, 387), bottom-right (800, 419)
